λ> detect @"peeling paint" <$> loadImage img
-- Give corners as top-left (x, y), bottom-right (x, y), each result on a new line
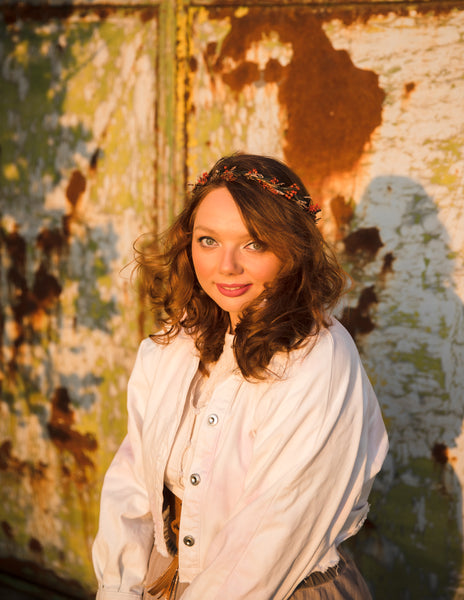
top-left (319, 10), bottom-right (464, 597)
top-left (188, 6), bottom-right (385, 196)
top-left (0, 6), bottom-right (158, 593)
top-left (1, 2), bottom-right (464, 597)
top-left (350, 457), bottom-right (462, 599)
top-left (343, 226), bottom-right (384, 257)
top-left (340, 285), bottom-right (378, 339)
top-left (47, 387), bottom-right (98, 478)
top-left (186, 6), bottom-right (464, 598)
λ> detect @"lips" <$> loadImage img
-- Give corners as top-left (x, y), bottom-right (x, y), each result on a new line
top-left (216, 283), bottom-right (252, 297)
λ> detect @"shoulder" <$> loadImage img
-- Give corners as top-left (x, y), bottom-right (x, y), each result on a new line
top-left (291, 317), bottom-right (360, 373)
top-left (134, 329), bottom-right (197, 373)
top-left (319, 317), bottom-right (360, 362)
top-left (265, 319), bottom-right (359, 384)
top-left (275, 318), bottom-right (372, 416)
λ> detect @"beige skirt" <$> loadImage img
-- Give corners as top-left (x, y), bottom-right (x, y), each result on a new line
top-left (142, 545), bottom-right (372, 600)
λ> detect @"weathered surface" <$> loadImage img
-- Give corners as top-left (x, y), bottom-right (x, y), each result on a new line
top-left (186, 5), bottom-right (464, 598)
top-left (0, 7), bottom-right (157, 593)
top-left (186, 6), bottom-right (385, 193)
top-left (1, 1), bottom-right (464, 597)
top-left (323, 11), bottom-right (464, 597)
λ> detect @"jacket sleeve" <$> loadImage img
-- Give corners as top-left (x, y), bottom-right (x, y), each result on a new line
top-left (92, 340), bottom-right (156, 600)
top-left (180, 325), bottom-right (388, 600)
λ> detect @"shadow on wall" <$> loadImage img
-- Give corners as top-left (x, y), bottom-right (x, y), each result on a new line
top-left (338, 176), bottom-right (464, 599)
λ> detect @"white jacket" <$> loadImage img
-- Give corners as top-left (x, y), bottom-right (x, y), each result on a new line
top-left (92, 319), bottom-right (388, 600)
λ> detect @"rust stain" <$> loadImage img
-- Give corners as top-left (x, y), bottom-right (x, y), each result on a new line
top-left (340, 226), bottom-right (384, 337)
top-left (432, 442), bottom-right (449, 466)
top-left (95, 7), bottom-right (112, 21)
top-left (264, 58), bottom-right (285, 84)
top-left (1, 521), bottom-right (14, 540)
top-left (0, 440), bottom-right (27, 474)
top-left (3, 196), bottom-right (74, 372)
top-left (0, 440), bottom-right (49, 483)
top-left (33, 264), bottom-right (62, 308)
top-left (205, 41), bottom-right (218, 67)
top-left (2, 0), bottom-right (456, 26)
top-left (36, 228), bottom-right (67, 256)
top-left (212, 7), bottom-right (385, 192)
top-left (89, 148), bottom-right (101, 173)
top-left (0, 3), bottom-right (157, 28)
top-left (340, 285), bottom-right (378, 340)
top-left (140, 7), bottom-right (157, 23)
top-left (381, 251), bottom-right (395, 275)
top-left (4, 225), bottom-right (64, 370)
top-left (28, 537), bottom-right (43, 554)
top-left (47, 387), bottom-right (98, 482)
top-left (279, 2), bottom-right (458, 24)
top-left (343, 226), bottom-right (384, 258)
top-left (5, 226), bottom-right (26, 275)
top-left (403, 81), bottom-right (416, 97)
top-left (222, 61), bottom-right (260, 90)
top-left (0, 439), bottom-right (57, 516)
top-left (62, 214), bottom-right (73, 239)
top-left (0, 6), bottom-right (74, 25)
top-left (330, 194), bottom-right (354, 238)
top-left (189, 55), bottom-right (199, 73)
top-left (65, 169), bottom-right (86, 213)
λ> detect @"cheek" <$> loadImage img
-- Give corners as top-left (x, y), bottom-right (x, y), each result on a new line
top-left (260, 257), bottom-right (282, 283)
top-left (191, 245), bottom-right (200, 276)
top-left (191, 246), bottom-right (209, 281)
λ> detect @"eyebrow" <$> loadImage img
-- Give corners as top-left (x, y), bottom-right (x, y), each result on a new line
top-left (193, 224), bottom-right (255, 242)
top-left (192, 225), bottom-right (217, 234)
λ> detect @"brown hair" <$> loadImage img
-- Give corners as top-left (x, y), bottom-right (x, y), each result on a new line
top-left (135, 153), bottom-right (347, 380)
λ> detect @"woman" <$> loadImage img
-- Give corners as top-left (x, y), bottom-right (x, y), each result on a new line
top-left (92, 153), bottom-right (388, 600)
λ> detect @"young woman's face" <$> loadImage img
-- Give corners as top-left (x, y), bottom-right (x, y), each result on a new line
top-left (191, 187), bottom-right (281, 329)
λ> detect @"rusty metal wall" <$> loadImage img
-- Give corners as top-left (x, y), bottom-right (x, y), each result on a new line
top-left (0, 2), bottom-right (162, 596)
top-left (184, 3), bottom-right (464, 599)
top-left (1, 0), bottom-right (464, 598)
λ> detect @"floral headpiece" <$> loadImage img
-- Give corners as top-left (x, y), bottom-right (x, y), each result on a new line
top-left (192, 166), bottom-right (321, 222)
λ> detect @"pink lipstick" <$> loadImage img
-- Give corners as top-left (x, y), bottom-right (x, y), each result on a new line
top-left (216, 284), bottom-right (252, 297)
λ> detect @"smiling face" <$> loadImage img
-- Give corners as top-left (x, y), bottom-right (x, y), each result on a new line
top-left (191, 187), bottom-right (282, 329)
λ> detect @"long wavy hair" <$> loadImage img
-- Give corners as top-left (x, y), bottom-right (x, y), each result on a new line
top-left (135, 153), bottom-right (347, 380)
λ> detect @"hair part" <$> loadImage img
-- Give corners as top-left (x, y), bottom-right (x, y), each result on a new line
top-left (134, 152), bottom-right (347, 380)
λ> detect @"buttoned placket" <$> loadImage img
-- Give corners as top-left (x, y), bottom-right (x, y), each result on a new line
top-left (146, 355), bottom-right (200, 557)
top-left (178, 376), bottom-right (240, 574)
top-left (178, 399), bottom-right (203, 491)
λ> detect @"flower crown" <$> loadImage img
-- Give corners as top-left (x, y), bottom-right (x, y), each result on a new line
top-left (192, 166), bottom-right (321, 221)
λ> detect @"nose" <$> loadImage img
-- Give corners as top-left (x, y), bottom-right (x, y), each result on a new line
top-left (219, 247), bottom-right (243, 275)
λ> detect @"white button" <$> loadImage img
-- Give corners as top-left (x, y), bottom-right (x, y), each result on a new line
top-left (183, 535), bottom-right (195, 547)
top-left (207, 414), bottom-right (219, 425)
top-left (190, 473), bottom-right (201, 486)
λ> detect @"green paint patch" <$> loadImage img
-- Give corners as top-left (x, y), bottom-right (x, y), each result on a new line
top-left (391, 343), bottom-right (445, 388)
top-left (422, 232), bottom-right (440, 243)
top-left (0, 11), bottom-right (158, 595)
top-left (439, 315), bottom-right (450, 339)
top-left (386, 309), bottom-right (420, 327)
top-left (430, 160), bottom-right (459, 187)
top-left (428, 136), bottom-right (463, 190)
top-left (386, 65), bottom-right (402, 76)
top-left (349, 458), bottom-right (461, 599)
